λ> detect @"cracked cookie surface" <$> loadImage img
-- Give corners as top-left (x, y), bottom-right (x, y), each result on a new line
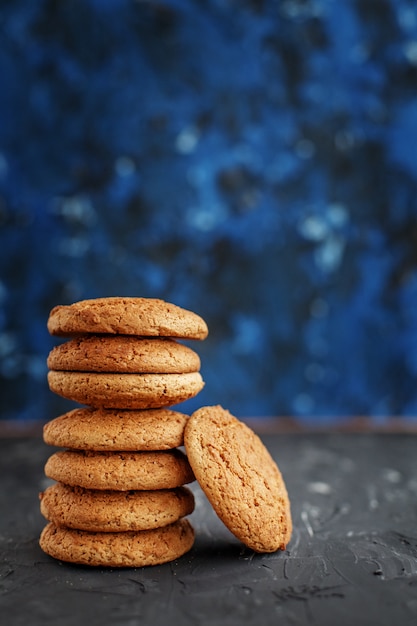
top-left (47, 336), bottom-right (201, 373)
top-left (184, 405), bottom-right (292, 553)
top-left (43, 407), bottom-right (190, 451)
top-left (39, 519), bottom-right (195, 567)
top-left (45, 449), bottom-right (195, 490)
top-left (47, 297), bottom-right (208, 340)
top-left (40, 483), bottom-right (195, 532)
top-left (47, 370), bottom-right (204, 409)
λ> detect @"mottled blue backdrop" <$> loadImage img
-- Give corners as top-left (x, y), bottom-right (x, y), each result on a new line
top-left (1, 0), bottom-right (417, 424)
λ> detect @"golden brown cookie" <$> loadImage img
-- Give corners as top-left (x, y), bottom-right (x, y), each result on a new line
top-left (47, 297), bottom-right (208, 340)
top-left (43, 407), bottom-right (189, 451)
top-left (45, 449), bottom-right (195, 490)
top-left (39, 519), bottom-right (195, 567)
top-left (47, 336), bottom-right (201, 374)
top-left (184, 405), bottom-right (292, 553)
top-left (40, 483), bottom-right (195, 532)
top-left (47, 370), bottom-right (204, 409)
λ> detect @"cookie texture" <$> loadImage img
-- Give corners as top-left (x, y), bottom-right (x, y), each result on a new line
top-left (47, 297), bottom-right (208, 340)
top-left (40, 483), bottom-right (195, 532)
top-left (47, 370), bottom-right (204, 409)
top-left (47, 336), bottom-right (201, 374)
top-left (39, 519), bottom-right (195, 567)
top-left (43, 407), bottom-right (189, 451)
top-left (44, 449), bottom-right (195, 490)
top-left (184, 405), bottom-right (292, 553)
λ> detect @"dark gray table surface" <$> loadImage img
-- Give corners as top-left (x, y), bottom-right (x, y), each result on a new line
top-left (1, 432), bottom-right (416, 626)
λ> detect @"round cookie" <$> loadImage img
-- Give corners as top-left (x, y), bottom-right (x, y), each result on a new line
top-left (47, 336), bottom-right (201, 374)
top-left (44, 449), bottom-right (195, 490)
top-left (39, 519), bottom-right (195, 567)
top-left (184, 405), bottom-right (292, 553)
top-left (47, 297), bottom-right (208, 340)
top-left (47, 370), bottom-right (204, 409)
top-left (40, 483), bottom-right (195, 532)
top-left (43, 408), bottom-right (189, 451)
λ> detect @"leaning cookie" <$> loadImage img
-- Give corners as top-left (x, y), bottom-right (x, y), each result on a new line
top-left (47, 336), bottom-right (201, 374)
top-left (39, 519), bottom-right (195, 567)
top-left (43, 408), bottom-right (189, 451)
top-left (47, 371), bottom-right (204, 409)
top-left (40, 483), bottom-right (195, 532)
top-left (184, 405), bottom-right (292, 553)
top-left (45, 449), bottom-right (195, 491)
top-left (47, 297), bottom-right (208, 340)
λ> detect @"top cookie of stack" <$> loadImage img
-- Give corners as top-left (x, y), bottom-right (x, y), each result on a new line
top-left (47, 297), bottom-right (208, 410)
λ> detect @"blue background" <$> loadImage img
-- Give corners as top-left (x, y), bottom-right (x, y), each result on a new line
top-left (1, 0), bottom-right (417, 424)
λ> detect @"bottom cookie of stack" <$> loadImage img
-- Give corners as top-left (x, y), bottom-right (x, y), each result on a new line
top-left (39, 519), bottom-right (195, 568)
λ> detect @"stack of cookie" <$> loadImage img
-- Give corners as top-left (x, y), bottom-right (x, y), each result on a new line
top-left (39, 297), bottom-right (208, 567)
